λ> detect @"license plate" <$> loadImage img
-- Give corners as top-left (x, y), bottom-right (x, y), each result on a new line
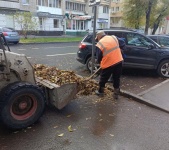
top-left (10, 34), bottom-right (17, 36)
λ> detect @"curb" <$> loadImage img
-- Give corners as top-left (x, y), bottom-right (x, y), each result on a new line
top-left (19, 41), bottom-right (80, 45)
top-left (120, 89), bottom-right (169, 113)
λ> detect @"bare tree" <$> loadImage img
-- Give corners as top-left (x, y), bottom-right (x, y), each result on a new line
top-left (14, 12), bottom-right (39, 39)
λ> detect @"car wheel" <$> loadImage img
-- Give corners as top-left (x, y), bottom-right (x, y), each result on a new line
top-left (86, 57), bottom-right (100, 73)
top-left (14, 42), bottom-right (19, 44)
top-left (157, 59), bottom-right (169, 78)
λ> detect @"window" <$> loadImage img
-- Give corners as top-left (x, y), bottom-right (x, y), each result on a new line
top-left (116, 7), bottom-right (119, 12)
top-left (22, 0), bottom-right (29, 4)
top-left (48, 0), bottom-right (57, 7)
top-left (37, 0), bottom-right (47, 6)
top-left (66, 20), bottom-right (71, 29)
top-left (127, 33), bottom-right (152, 47)
top-left (39, 18), bottom-right (44, 29)
top-left (84, 34), bottom-right (93, 43)
top-left (44, 0), bottom-right (48, 6)
top-left (49, 0), bottom-right (52, 7)
top-left (54, 19), bottom-right (59, 28)
top-left (103, 6), bottom-right (109, 13)
top-left (66, 2), bottom-right (85, 11)
top-left (159, 37), bottom-right (169, 47)
top-left (38, 0), bottom-right (41, 5)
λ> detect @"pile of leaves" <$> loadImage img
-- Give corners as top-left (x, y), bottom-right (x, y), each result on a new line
top-left (34, 64), bottom-right (113, 96)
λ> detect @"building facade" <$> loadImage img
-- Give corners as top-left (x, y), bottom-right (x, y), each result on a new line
top-left (110, 0), bottom-right (123, 28)
top-left (0, 0), bottom-right (20, 28)
top-left (0, 0), bottom-right (112, 36)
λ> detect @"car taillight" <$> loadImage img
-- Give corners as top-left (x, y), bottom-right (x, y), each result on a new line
top-left (79, 43), bottom-right (86, 49)
top-left (2, 32), bottom-right (8, 36)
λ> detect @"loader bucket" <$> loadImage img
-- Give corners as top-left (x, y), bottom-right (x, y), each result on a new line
top-left (36, 77), bottom-right (77, 109)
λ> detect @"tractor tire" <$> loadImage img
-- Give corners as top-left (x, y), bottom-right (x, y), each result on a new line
top-left (0, 82), bottom-right (45, 130)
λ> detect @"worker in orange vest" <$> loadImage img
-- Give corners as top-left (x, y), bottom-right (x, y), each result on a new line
top-left (95, 31), bottom-right (123, 99)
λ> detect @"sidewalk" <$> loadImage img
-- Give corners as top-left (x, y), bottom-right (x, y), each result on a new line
top-left (120, 79), bottom-right (169, 113)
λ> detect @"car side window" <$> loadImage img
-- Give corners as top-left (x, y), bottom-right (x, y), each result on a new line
top-left (126, 33), bottom-right (152, 47)
top-left (150, 37), bottom-right (158, 43)
top-left (159, 37), bottom-right (169, 47)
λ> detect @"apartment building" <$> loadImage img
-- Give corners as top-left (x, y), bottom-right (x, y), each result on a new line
top-left (96, 0), bottom-right (110, 29)
top-left (0, 0), bottom-right (20, 28)
top-left (0, 0), bottom-right (111, 36)
top-left (110, 0), bottom-right (123, 28)
top-left (0, 0), bottom-right (36, 28)
top-left (63, 0), bottom-right (90, 35)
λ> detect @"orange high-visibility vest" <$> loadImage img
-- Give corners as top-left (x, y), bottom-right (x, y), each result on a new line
top-left (96, 35), bottom-right (123, 69)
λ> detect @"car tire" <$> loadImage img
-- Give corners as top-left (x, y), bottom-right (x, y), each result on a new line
top-left (0, 82), bottom-right (45, 130)
top-left (157, 59), bottom-right (169, 78)
top-left (86, 57), bottom-right (99, 73)
top-left (14, 42), bottom-right (19, 44)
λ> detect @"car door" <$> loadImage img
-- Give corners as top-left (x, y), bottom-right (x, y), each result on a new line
top-left (122, 32), bottom-right (158, 69)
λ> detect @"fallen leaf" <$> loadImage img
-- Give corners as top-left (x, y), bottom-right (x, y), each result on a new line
top-left (68, 125), bottom-right (73, 132)
top-left (58, 133), bottom-right (64, 137)
top-left (13, 131), bottom-right (19, 134)
top-left (67, 114), bottom-right (72, 118)
top-left (86, 117), bottom-right (91, 120)
top-left (109, 114), bottom-right (114, 117)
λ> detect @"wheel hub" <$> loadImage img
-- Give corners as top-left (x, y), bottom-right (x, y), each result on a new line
top-left (10, 93), bottom-right (38, 120)
top-left (19, 101), bottom-right (28, 110)
top-left (12, 96), bottom-right (33, 116)
top-left (161, 63), bottom-right (169, 77)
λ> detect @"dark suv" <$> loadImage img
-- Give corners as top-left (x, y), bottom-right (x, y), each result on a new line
top-left (76, 29), bottom-right (169, 78)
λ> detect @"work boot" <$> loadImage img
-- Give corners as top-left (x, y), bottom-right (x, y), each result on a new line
top-left (95, 87), bottom-right (104, 96)
top-left (113, 88), bottom-right (120, 100)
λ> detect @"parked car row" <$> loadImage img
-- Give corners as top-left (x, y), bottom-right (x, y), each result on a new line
top-left (76, 29), bottom-right (169, 78)
top-left (0, 27), bottom-right (20, 44)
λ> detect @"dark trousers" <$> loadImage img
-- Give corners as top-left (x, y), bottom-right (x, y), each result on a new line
top-left (99, 62), bottom-right (123, 89)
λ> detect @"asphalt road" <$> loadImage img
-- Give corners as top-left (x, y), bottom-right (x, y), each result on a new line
top-left (0, 43), bottom-right (168, 150)
top-left (8, 42), bottom-right (165, 94)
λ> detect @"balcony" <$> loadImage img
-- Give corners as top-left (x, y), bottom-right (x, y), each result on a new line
top-left (0, 0), bottom-right (20, 10)
top-left (101, 0), bottom-right (110, 5)
top-left (111, 11), bottom-right (122, 17)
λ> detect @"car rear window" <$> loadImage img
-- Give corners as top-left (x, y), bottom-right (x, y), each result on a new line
top-left (2, 27), bottom-right (16, 32)
top-left (83, 34), bottom-right (93, 43)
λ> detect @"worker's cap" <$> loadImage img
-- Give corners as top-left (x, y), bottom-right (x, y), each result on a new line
top-left (95, 31), bottom-right (106, 40)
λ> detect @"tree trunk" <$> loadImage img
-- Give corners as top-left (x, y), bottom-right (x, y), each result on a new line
top-left (145, 0), bottom-right (153, 35)
top-left (152, 14), bottom-right (162, 35)
top-left (152, 23), bottom-right (159, 35)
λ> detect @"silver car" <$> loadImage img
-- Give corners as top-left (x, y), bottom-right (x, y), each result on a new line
top-left (0, 27), bottom-right (20, 44)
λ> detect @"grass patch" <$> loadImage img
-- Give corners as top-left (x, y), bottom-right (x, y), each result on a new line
top-left (20, 37), bottom-right (83, 43)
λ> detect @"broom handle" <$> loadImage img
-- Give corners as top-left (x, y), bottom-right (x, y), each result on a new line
top-left (87, 67), bottom-right (101, 80)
